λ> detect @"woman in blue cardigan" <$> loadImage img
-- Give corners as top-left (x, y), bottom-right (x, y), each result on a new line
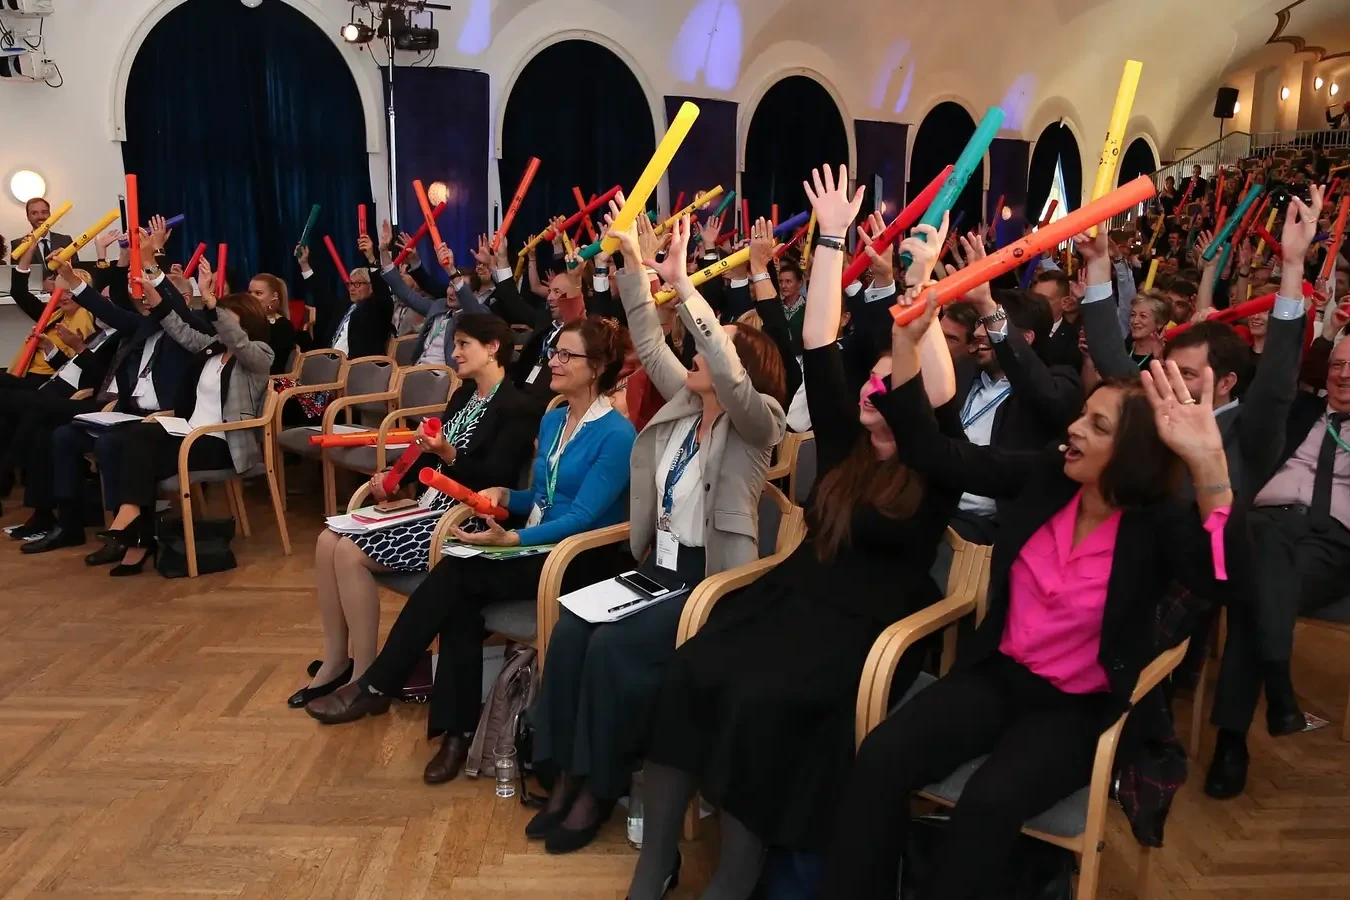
top-left (306, 316), bottom-right (636, 785)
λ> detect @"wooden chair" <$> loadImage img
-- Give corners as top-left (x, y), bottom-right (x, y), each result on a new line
top-left (324, 364), bottom-right (458, 515)
top-left (271, 348), bottom-right (347, 504)
top-left (856, 533), bottom-right (1190, 900)
top-left (388, 333), bottom-right (421, 367)
top-left (765, 430), bottom-right (808, 483)
top-left (156, 390), bottom-right (290, 578)
top-left (787, 432), bottom-right (816, 506)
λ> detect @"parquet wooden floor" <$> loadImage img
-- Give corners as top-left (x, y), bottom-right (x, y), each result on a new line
top-left (1, 483), bottom-right (1348, 898)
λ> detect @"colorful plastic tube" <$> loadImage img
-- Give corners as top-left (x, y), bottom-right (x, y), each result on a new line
top-left (419, 468), bottom-right (508, 519)
top-left (309, 429), bottom-right (416, 447)
top-left (215, 244), bottom-right (228, 296)
top-left (1091, 60), bottom-right (1143, 206)
top-left (11, 200), bottom-right (71, 260)
top-left (1202, 184), bottom-right (1264, 261)
top-left (1142, 258), bottom-right (1160, 290)
top-left (296, 203), bottom-right (321, 258)
top-left (654, 186), bottom-right (723, 235)
top-left (391, 202), bottom-right (448, 268)
top-left (771, 204), bottom-right (779, 230)
top-left (47, 209), bottom-right (120, 270)
top-left (772, 221), bottom-right (812, 259)
top-left (1038, 199), bottom-right (1058, 229)
top-left (891, 175), bottom-right (1156, 326)
top-left (901, 107), bottom-right (1004, 267)
top-left (11, 287), bottom-right (64, 377)
top-left (1255, 208), bottom-right (1280, 258)
top-left (382, 417), bottom-right (442, 494)
top-left (802, 210), bottom-right (817, 270)
top-left (772, 209), bottom-right (810, 237)
top-left (323, 235), bottom-right (349, 285)
top-left (840, 165), bottom-right (953, 287)
top-left (713, 190), bottom-right (737, 218)
top-left (183, 242), bottom-right (208, 278)
top-left (1163, 284), bottom-right (1312, 339)
top-left (573, 187), bottom-right (598, 242)
top-left (654, 246), bottom-right (750, 304)
top-left (1323, 195), bottom-right (1350, 282)
top-left (126, 174), bottom-right (142, 299)
top-left (118, 214), bottom-right (185, 248)
top-left (414, 179), bottom-right (445, 252)
top-left (529, 186), bottom-right (624, 259)
top-left (492, 157), bottom-right (541, 253)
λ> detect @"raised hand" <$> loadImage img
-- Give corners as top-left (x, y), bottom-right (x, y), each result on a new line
top-left (803, 164), bottom-right (864, 236)
top-left (698, 213), bottom-right (722, 248)
top-left (132, 276), bottom-right (163, 309)
top-left (473, 234), bottom-right (493, 267)
top-left (1281, 184), bottom-right (1325, 262)
top-left (435, 243), bottom-right (454, 274)
top-left (55, 261), bottom-right (82, 292)
top-left (294, 244), bottom-right (310, 269)
top-left (636, 209), bottom-right (665, 262)
top-left (358, 233), bottom-right (376, 264)
top-left (749, 217), bottom-right (776, 273)
top-left (645, 215), bottom-right (693, 293)
top-left (148, 214), bottom-right (171, 251)
top-left (603, 194), bottom-right (641, 264)
top-left (55, 322), bottom-right (85, 354)
top-left (898, 213), bottom-right (949, 288)
top-left (859, 211), bottom-right (894, 286)
top-left (1141, 359), bottom-right (1223, 463)
top-left (94, 228), bottom-right (121, 258)
top-left (380, 219), bottom-right (394, 252)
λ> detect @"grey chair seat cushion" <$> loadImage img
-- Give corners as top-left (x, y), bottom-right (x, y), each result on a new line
top-left (327, 445), bottom-right (381, 473)
top-left (158, 463), bottom-right (264, 491)
top-left (279, 427), bottom-right (324, 458)
top-left (483, 599), bottom-right (537, 641)
top-left (893, 672), bottom-right (1089, 839)
top-left (374, 571), bottom-right (428, 596)
top-left (1308, 596), bottom-right (1350, 624)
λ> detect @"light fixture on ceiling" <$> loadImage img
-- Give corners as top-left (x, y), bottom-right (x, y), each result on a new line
top-left (1315, 76), bottom-right (1325, 90)
top-left (1280, 86), bottom-right (1291, 101)
top-left (1333, 83), bottom-right (1341, 97)
top-left (9, 169), bottom-right (45, 204)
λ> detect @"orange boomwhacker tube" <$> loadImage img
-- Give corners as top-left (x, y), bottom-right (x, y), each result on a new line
top-left (126, 174), bottom-right (142, 300)
top-left (1323, 195), bottom-right (1350, 280)
top-left (215, 244), bottom-right (228, 296)
top-left (413, 180), bottom-right (444, 251)
top-left (391, 202), bottom-right (447, 268)
top-left (323, 235), bottom-right (350, 285)
top-left (892, 175), bottom-right (1157, 326)
top-left (492, 157), bottom-right (541, 254)
top-left (841, 165), bottom-right (953, 288)
top-left (418, 468), bottom-right (509, 519)
top-left (1214, 205), bottom-right (1228, 234)
top-left (1323, 237), bottom-right (1345, 283)
top-left (183, 242), bottom-right (208, 278)
top-left (11, 287), bottom-right (65, 377)
top-left (309, 430), bottom-right (416, 447)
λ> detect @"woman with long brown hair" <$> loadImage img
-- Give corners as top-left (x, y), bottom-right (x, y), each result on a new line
top-left (246, 272), bottom-right (298, 374)
top-left (626, 166), bottom-right (961, 899)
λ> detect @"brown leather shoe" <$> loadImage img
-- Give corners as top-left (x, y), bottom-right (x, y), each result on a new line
top-left (423, 734), bottom-right (470, 784)
top-left (305, 682), bottom-right (391, 724)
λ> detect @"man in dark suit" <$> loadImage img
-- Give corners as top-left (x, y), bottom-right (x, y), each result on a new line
top-left (1028, 269), bottom-right (1082, 370)
top-left (1202, 187), bottom-right (1338, 799)
top-left (22, 197), bottom-right (72, 259)
top-left (1180, 165), bottom-right (1207, 205)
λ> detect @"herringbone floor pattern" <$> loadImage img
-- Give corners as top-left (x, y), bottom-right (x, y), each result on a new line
top-left (1, 484), bottom-right (1347, 898)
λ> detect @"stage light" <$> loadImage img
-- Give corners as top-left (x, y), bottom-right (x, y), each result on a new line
top-left (1001, 206), bottom-right (1012, 221)
top-left (1315, 76), bottom-right (1324, 90)
top-left (427, 181), bottom-right (449, 205)
top-left (341, 21), bottom-right (374, 43)
top-left (10, 169), bottom-right (45, 203)
top-left (1333, 83), bottom-right (1341, 97)
top-left (1280, 86), bottom-right (1291, 101)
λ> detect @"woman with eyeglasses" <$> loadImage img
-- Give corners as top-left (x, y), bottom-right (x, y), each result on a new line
top-left (306, 315), bottom-right (637, 786)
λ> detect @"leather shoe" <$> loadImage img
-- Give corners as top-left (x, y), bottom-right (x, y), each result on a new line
top-left (85, 541), bottom-right (126, 566)
top-left (21, 525), bottom-right (85, 554)
top-left (544, 799), bottom-right (615, 854)
top-left (1204, 740), bottom-right (1249, 799)
top-left (423, 734), bottom-right (470, 784)
top-left (305, 682), bottom-right (390, 724)
top-left (287, 659), bottom-right (354, 708)
top-left (1267, 707), bottom-right (1307, 737)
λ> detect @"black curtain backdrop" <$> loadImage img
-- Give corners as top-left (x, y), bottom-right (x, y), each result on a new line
top-left (988, 137), bottom-right (1030, 248)
top-left (1027, 123), bottom-right (1082, 219)
top-left (665, 95), bottom-right (738, 224)
top-left (501, 40), bottom-right (653, 264)
top-left (122, 0), bottom-right (372, 301)
top-left (909, 102), bottom-right (983, 235)
top-left (743, 76), bottom-right (848, 226)
top-left (1118, 137), bottom-right (1158, 186)
top-left (855, 120), bottom-right (909, 222)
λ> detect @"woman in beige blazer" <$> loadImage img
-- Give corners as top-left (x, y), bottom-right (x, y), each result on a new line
top-left (525, 206), bottom-right (788, 854)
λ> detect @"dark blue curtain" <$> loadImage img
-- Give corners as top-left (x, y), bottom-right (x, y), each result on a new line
top-left (855, 120), bottom-right (909, 218)
top-left (1119, 137), bottom-right (1158, 186)
top-left (665, 96), bottom-right (738, 220)
top-left (988, 137), bottom-right (1030, 248)
top-left (122, 0), bottom-right (372, 301)
top-left (909, 102), bottom-right (984, 234)
top-left (1027, 123), bottom-right (1082, 217)
top-left (501, 40), bottom-right (653, 262)
top-left (744, 77), bottom-right (848, 226)
top-left (385, 65), bottom-right (489, 279)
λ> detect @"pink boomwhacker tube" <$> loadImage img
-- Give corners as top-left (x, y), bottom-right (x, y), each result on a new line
top-left (841, 165), bottom-right (954, 288)
top-left (892, 175), bottom-right (1157, 326)
top-left (382, 417), bottom-right (442, 494)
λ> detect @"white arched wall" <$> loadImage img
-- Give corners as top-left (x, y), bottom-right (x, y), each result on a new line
top-left (1024, 97), bottom-right (1087, 205)
top-left (735, 42), bottom-right (858, 176)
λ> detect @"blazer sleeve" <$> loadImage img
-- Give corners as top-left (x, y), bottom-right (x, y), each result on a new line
top-left (445, 398), bottom-right (539, 490)
top-left (380, 265), bottom-right (432, 316)
top-left (1239, 309), bottom-right (1305, 484)
top-left (678, 290), bottom-right (786, 450)
top-left (1081, 292), bottom-right (1138, 378)
top-left (513, 421), bottom-right (635, 546)
top-left (990, 326), bottom-right (1083, 431)
top-left (9, 267), bottom-right (45, 322)
top-left (409, 262), bottom-right (445, 298)
top-left (268, 317), bottom-right (297, 375)
top-left (872, 373), bottom-right (1048, 499)
top-left (753, 292), bottom-right (803, 402)
top-left (213, 309), bottom-right (275, 374)
top-left (803, 342), bottom-right (864, 475)
top-left (454, 279), bottom-right (489, 316)
top-left (67, 280), bottom-right (144, 334)
top-left (155, 276), bottom-right (215, 333)
top-left (491, 272), bottom-right (544, 329)
top-left (616, 269), bottom-right (690, 403)
top-left (1157, 501), bottom-right (1250, 608)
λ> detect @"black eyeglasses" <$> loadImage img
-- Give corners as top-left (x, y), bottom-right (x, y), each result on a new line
top-left (545, 347), bottom-right (593, 365)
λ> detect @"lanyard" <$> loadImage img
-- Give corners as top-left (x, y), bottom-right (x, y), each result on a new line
top-left (1327, 417), bottom-right (1350, 454)
top-left (961, 383), bottom-right (1010, 429)
top-left (334, 306), bottom-right (354, 341)
top-left (444, 381), bottom-right (498, 447)
top-left (544, 412), bottom-right (583, 508)
top-left (661, 417), bottom-right (702, 522)
top-left (539, 322), bottom-right (563, 363)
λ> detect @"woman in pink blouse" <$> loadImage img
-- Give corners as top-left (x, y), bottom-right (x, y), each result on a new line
top-left (822, 296), bottom-right (1247, 900)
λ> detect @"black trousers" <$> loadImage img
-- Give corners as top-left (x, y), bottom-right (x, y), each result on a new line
top-left (105, 422), bottom-right (234, 509)
top-left (362, 553), bottom-right (551, 738)
top-left (822, 654), bottom-right (1110, 900)
top-left (16, 396), bottom-right (103, 511)
top-left (0, 376), bottom-right (76, 466)
top-left (1211, 505), bottom-right (1350, 731)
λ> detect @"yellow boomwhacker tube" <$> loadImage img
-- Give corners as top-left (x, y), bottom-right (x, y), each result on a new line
top-left (654, 185), bottom-right (723, 235)
top-left (654, 245), bottom-right (749, 304)
top-left (601, 102), bottom-right (700, 255)
top-left (11, 200), bottom-right (72, 260)
top-left (1142, 258), bottom-right (1160, 291)
top-left (802, 209), bottom-right (818, 271)
top-left (1089, 59), bottom-right (1143, 236)
top-left (47, 209), bottom-right (121, 270)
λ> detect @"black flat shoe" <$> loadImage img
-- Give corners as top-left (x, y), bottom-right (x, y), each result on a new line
top-left (1204, 739), bottom-right (1250, 799)
top-left (110, 543), bottom-right (156, 577)
top-left (307, 659), bottom-right (323, 678)
top-left (526, 804), bottom-right (572, 840)
top-left (544, 817), bottom-right (606, 854)
top-left (85, 541), bottom-right (126, 566)
top-left (1267, 708), bottom-right (1308, 737)
top-left (287, 659), bottom-right (354, 708)
top-left (21, 525), bottom-right (85, 554)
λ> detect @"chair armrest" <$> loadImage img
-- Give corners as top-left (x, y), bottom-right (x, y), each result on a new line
top-left (428, 505), bottom-right (476, 567)
top-left (1130, 638), bottom-right (1191, 705)
top-left (321, 389), bottom-right (400, 433)
top-left (70, 388), bottom-right (92, 401)
top-left (376, 402), bottom-right (447, 444)
top-left (536, 522), bottom-right (632, 667)
top-left (143, 410), bottom-right (175, 422)
top-left (174, 413), bottom-right (270, 487)
top-left (347, 482), bottom-right (371, 513)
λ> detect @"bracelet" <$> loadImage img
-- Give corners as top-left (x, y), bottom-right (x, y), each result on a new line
top-left (816, 237), bottom-right (845, 252)
top-left (819, 233), bottom-right (845, 241)
top-left (750, 272), bottom-right (771, 283)
top-left (593, 266), bottom-right (610, 275)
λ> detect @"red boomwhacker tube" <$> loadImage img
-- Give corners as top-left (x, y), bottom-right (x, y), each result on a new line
top-left (382, 417), bottom-right (442, 494)
top-left (183, 242), bottom-right (208, 279)
top-left (1215, 171), bottom-right (1225, 204)
top-left (1330, 177), bottom-right (1342, 201)
top-left (841, 165), bottom-right (954, 288)
top-left (309, 430), bottom-right (416, 447)
top-left (322, 235), bottom-right (350, 285)
top-left (1324, 195), bottom-right (1350, 281)
top-left (391, 202), bottom-right (447, 268)
top-left (538, 186), bottom-right (620, 245)
top-left (215, 244), bottom-right (228, 296)
top-left (1164, 282), bottom-right (1313, 339)
top-left (492, 157), bottom-right (541, 253)
top-left (673, 191), bottom-right (685, 216)
top-left (892, 175), bottom-right (1157, 326)
top-left (772, 221), bottom-right (811, 259)
top-left (11, 287), bottom-right (65, 377)
top-left (418, 468), bottom-right (509, 519)
top-left (572, 187), bottom-right (599, 242)
top-left (357, 203), bottom-right (367, 237)
top-left (1177, 178), bottom-right (1195, 211)
top-left (1231, 196), bottom-right (1265, 250)
top-left (126, 174), bottom-right (142, 300)
top-left (771, 204), bottom-right (779, 230)
top-left (1252, 225), bottom-right (1283, 257)
top-left (1038, 199), bottom-right (1057, 229)
top-left (1214, 205), bottom-right (1228, 234)
top-left (1323, 237), bottom-right (1345, 283)
top-left (413, 180), bottom-right (444, 251)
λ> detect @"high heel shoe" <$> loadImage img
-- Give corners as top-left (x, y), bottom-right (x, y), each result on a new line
top-left (85, 540), bottom-right (127, 566)
top-left (624, 852), bottom-right (681, 900)
top-left (110, 541), bottom-right (156, 577)
top-left (287, 659), bottom-right (354, 708)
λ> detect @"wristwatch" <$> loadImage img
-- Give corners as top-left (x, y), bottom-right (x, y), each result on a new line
top-left (816, 237), bottom-right (845, 252)
top-left (978, 306), bottom-right (1008, 327)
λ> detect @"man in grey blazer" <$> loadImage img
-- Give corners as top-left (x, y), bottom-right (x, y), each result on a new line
top-left (22, 197), bottom-right (72, 260)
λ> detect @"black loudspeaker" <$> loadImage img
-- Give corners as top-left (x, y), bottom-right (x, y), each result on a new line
top-left (1214, 87), bottom-right (1239, 119)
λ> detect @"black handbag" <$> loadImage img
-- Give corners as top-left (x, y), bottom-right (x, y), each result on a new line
top-left (155, 515), bottom-right (237, 578)
top-left (900, 814), bottom-right (1075, 900)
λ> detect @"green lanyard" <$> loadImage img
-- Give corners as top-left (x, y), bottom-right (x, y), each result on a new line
top-left (444, 381), bottom-right (499, 448)
top-left (1327, 417), bottom-right (1350, 454)
top-left (544, 412), bottom-right (584, 509)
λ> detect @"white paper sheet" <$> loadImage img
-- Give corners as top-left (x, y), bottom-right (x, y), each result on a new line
top-left (558, 578), bottom-right (689, 624)
top-left (73, 411), bottom-right (143, 427)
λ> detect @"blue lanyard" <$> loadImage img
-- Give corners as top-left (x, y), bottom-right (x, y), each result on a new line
top-left (961, 383), bottom-right (1010, 429)
top-left (662, 417), bottom-right (702, 519)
